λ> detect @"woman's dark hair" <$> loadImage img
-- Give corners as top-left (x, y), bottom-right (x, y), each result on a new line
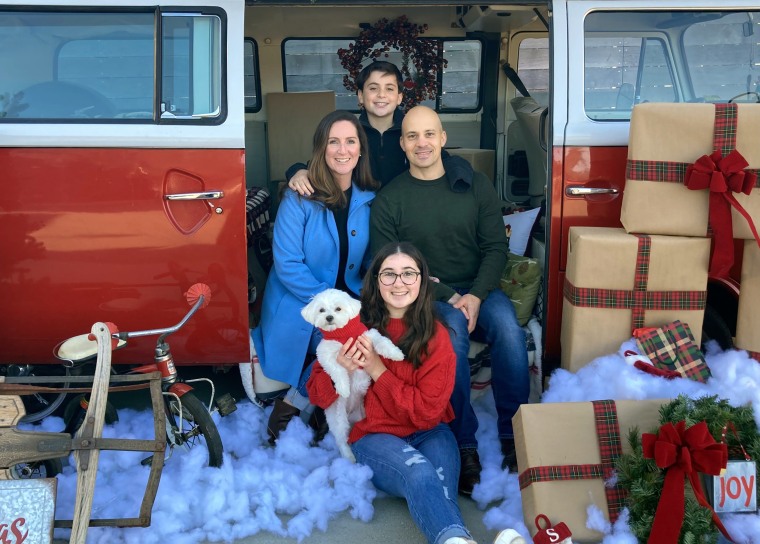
top-left (360, 242), bottom-right (436, 369)
top-left (307, 110), bottom-right (379, 209)
top-left (356, 61), bottom-right (404, 93)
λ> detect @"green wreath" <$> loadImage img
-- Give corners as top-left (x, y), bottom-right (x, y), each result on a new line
top-left (337, 16), bottom-right (447, 110)
top-left (617, 395), bottom-right (760, 543)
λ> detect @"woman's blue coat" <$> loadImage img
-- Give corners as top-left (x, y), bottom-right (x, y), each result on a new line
top-left (251, 185), bottom-right (375, 387)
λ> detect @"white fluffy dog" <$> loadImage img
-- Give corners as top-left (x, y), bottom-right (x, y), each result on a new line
top-left (301, 288), bottom-right (404, 461)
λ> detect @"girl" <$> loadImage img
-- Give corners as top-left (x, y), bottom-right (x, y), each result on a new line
top-left (307, 242), bottom-right (483, 544)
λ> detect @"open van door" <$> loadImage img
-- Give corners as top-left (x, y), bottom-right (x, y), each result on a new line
top-left (0, 1), bottom-right (249, 365)
top-left (546, 1), bottom-right (759, 366)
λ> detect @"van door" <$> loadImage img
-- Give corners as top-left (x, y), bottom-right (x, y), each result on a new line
top-left (0, 1), bottom-right (249, 365)
top-left (547, 0), bottom-right (760, 365)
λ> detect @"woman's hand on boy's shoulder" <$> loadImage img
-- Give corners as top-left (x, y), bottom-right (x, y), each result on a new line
top-left (288, 169), bottom-right (314, 196)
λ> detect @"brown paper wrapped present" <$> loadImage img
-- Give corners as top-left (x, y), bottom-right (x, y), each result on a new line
top-left (513, 399), bottom-right (666, 542)
top-left (621, 103), bottom-right (760, 276)
top-left (736, 240), bottom-right (760, 360)
top-left (561, 227), bottom-right (709, 372)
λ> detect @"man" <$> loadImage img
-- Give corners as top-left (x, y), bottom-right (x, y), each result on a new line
top-left (370, 106), bottom-right (529, 495)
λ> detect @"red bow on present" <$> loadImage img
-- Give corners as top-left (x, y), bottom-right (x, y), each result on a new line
top-left (685, 149), bottom-right (760, 277)
top-left (642, 420), bottom-right (733, 543)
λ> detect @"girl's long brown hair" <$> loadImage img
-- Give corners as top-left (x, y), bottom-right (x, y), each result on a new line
top-left (360, 242), bottom-right (437, 369)
top-left (307, 110), bottom-right (378, 209)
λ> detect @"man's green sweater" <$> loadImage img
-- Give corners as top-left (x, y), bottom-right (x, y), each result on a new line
top-left (370, 170), bottom-right (508, 302)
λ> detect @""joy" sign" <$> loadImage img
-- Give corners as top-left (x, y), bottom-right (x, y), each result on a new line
top-left (712, 460), bottom-right (757, 513)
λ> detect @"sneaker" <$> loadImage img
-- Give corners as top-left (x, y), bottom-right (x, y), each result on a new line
top-left (443, 538), bottom-right (477, 544)
top-left (458, 448), bottom-right (482, 495)
top-left (493, 528), bottom-right (528, 544)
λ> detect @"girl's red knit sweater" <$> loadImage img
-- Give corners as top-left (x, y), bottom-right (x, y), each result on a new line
top-left (306, 318), bottom-right (456, 444)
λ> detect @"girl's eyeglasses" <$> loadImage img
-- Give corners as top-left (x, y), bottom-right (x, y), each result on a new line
top-left (377, 271), bottom-right (421, 286)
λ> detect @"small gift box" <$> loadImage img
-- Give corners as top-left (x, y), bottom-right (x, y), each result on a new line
top-left (634, 320), bottom-right (711, 383)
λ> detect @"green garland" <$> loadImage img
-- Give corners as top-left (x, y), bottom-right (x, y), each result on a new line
top-left (617, 395), bottom-right (760, 543)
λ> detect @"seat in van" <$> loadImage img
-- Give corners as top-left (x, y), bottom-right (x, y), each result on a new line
top-left (265, 90), bottom-right (336, 208)
top-left (510, 96), bottom-right (548, 209)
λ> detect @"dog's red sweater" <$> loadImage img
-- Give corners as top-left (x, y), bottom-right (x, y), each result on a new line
top-left (306, 318), bottom-right (455, 444)
top-left (319, 315), bottom-right (367, 347)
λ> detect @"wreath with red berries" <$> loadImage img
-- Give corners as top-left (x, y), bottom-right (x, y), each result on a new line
top-left (337, 16), bottom-right (447, 110)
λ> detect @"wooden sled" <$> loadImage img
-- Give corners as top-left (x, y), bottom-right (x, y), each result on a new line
top-left (0, 322), bottom-right (167, 544)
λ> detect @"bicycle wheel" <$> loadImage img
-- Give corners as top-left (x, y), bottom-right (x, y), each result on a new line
top-left (166, 391), bottom-right (224, 467)
top-left (10, 458), bottom-right (63, 479)
top-left (62, 394), bottom-right (119, 430)
top-left (13, 365), bottom-right (71, 423)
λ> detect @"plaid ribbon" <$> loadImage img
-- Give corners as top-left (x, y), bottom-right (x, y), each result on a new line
top-left (634, 320), bottom-right (710, 382)
top-left (518, 400), bottom-right (627, 523)
top-left (626, 104), bottom-right (760, 188)
top-left (563, 235), bottom-right (706, 330)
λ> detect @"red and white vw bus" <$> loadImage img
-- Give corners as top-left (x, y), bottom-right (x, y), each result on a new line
top-left (1, 0), bottom-right (755, 402)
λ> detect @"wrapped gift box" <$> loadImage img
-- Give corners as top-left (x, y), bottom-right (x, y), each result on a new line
top-left (621, 102), bottom-right (760, 240)
top-left (736, 240), bottom-right (760, 360)
top-left (561, 227), bottom-right (709, 372)
top-left (513, 399), bottom-right (666, 542)
top-left (634, 320), bottom-right (711, 382)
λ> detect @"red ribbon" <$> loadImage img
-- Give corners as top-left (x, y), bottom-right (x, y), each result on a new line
top-left (685, 149), bottom-right (760, 277)
top-left (642, 420), bottom-right (732, 543)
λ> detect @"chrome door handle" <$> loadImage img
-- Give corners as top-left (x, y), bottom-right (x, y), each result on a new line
top-left (165, 191), bottom-right (224, 201)
top-left (565, 186), bottom-right (619, 196)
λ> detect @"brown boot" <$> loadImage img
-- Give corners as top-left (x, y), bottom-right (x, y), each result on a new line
top-left (267, 399), bottom-right (301, 445)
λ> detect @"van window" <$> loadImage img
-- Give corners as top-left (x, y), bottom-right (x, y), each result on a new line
top-left (244, 38), bottom-right (262, 112)
top-left (0, 9), bottom-right (223, 122)
top-left (584, 33), bottom-right (675, 120)
top-left (684, 12), bottom-right (760, 102)
top-left (583, 10), bottom-right (760, 120)
top-left (282, 38), bottom-right (483, 112)
top-left (517, 37), bottom-right (549, 106)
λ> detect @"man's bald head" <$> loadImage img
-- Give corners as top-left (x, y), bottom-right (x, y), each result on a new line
top-left (400, 106), bottom-right (447, 180)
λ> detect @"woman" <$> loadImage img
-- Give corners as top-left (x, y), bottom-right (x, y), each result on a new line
top-left (307, 242), bottom-right (483, 544)
top-left (251, 110), bottom-right (379, 444)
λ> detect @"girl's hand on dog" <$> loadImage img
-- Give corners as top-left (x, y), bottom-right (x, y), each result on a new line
top-left (338, 338), bottom-right (364, 371)
top-left (355, 334), bottom-right (387, 381)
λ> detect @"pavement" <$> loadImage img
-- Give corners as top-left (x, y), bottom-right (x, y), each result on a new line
top-left (202, 496), bottom-right (502, 544)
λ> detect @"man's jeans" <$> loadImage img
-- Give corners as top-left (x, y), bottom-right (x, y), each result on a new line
top-left (352, 424), bottom-right (473, 544)
top-left (435, 288), bottom-right (530, 448)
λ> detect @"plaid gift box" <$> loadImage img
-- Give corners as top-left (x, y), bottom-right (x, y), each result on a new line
top-left (561, 227), bottom-right (709, 372)
top-left (621, 103), bottom-right (760, 276)
top-left (634, 320), bottom-right (711, 382)
top-left (513, 399), bottom-right (666, 541)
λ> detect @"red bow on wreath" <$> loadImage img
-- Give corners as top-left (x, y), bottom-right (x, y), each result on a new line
top-left (685, 148), bottom-right (760, 277)
top-left (642, 420), bottom-right (733, 543)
